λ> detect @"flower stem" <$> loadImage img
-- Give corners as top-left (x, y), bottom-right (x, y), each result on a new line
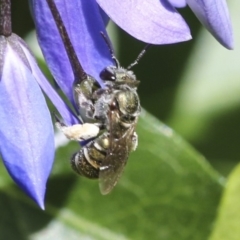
top-left (0, 0), bottom-right (11, 36)
top-left (46, 0), bottom-right (87, 81)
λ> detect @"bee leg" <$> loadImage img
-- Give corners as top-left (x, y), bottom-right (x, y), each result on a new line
top-left (130, 132), bottom-right (138, 151)
top-left (73, 77), bottom-right (100, 119)
top-left (74, 87), bottom-right (94, 119)
top-left (55, 117), bottom-right (100, 141)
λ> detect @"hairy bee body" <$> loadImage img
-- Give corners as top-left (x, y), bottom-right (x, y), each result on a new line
top-left (56, 65), bottom-right (141, 194)
top-left (71, 133), bottom-right (109, 179)
top-left (48, 0), bottom-right (147, 194)
top-left (71, 85), bottom-right (140, 185)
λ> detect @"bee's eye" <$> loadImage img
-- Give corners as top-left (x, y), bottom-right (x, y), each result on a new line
top-left (100, 67), bottom-right (116, 81)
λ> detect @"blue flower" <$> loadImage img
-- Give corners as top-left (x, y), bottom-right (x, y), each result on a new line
top-left (96, 0), bottom-right (233, 49)
top-left (28, 0), bottom-right (233, 206)
top-left (31, 0), bottom-right (196, 112)
top-left (31, 0), bottom-right (114, 106)
top-left (0, 34), bottom-right (56, 209)
top-left (168, 0), bottom-right (234, 49)
top-left (0, 32), bottom-right (78, 208)
top-left (31, 0), bottom-right (233, 107)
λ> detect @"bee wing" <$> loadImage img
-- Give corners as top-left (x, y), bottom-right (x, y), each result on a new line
top-left (99, 137), bottom-right (129, 195)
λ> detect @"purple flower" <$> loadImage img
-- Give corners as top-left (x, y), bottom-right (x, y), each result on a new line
top-left (27, 0), bottom-right (233, 206)
top-left (30, 0), bottom-right (192, 110)
top-left (0, 32), bottom-right (77, 208)
top-left (0, 34), bottom-right (55, 209)
top-left (96, 0), bottom-right (233, 49)
top-left (31, 0), bottom-right (115, 105)
top-left (31, 0), bottom-right (233, 106)
top-left (185, 0), bottom-right (233, 49)
top-left (96, 0), bottom-right (191, 45)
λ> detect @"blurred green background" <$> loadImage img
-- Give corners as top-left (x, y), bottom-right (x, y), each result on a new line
top-left (1, 1), bottom-right (239, 240)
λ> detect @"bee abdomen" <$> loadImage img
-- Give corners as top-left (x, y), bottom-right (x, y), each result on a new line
top-left (71, 149), bottom-right (99, 179)
top-left (70, 135), bottom-right (109, 179)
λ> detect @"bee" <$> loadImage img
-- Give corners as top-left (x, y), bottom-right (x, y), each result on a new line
top-left (71, 59), bottom-right (141, 194)
top-left (48, 0), bottom-right (149, 194)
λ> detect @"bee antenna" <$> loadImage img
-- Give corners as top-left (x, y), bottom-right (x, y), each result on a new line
top-left (100, 31), bottom-right (120, 68)
top-left (127, 44), bottom-right (151, 70)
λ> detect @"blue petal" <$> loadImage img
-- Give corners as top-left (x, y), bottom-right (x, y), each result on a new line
top-left (0, 43), bottom-right (55, 209)
top-left (98, 6), bottom-right (110, 26)
top-left (31, 0), bottom-right (113, 104)
top-left (17, 36), bottom-right (79, 126)
top-left (186, 0), bottom-right (233, 49)
top-left (96, 0), bottom-right (191, 44)
top-left (168, 0), bottom-right (187, 8)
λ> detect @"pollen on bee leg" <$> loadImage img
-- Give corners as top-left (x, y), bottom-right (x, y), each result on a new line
top-left (55, 122), bottom-right (100, 141)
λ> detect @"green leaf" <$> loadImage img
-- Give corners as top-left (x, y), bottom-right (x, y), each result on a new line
top-left (168, 1), bottom-right (239, 142)
top-left (0, 110), bottom-right (223, 240)
top-left (209, 163), bottom-right (240, 240)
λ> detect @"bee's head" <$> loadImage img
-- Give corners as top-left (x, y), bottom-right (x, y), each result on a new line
top-left (100, 66), bottom-right (139, 87)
